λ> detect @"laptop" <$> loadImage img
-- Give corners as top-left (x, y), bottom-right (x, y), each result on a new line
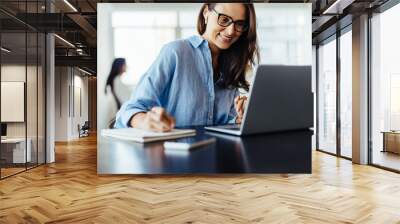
top-left (205, 65), bottom-right (313, 136)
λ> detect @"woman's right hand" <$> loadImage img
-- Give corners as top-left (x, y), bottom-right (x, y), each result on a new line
top-left (234, 95), bottom-right (247, 124)
top-left (130, 107), bottom-right (175, 132)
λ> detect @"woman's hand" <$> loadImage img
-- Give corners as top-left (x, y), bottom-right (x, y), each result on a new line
top-left (130, 107), bottom-right (176, 132)
top-left (234, 96), bottom-right (247, 124)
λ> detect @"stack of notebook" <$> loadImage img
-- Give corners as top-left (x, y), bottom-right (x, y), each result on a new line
top-left (101, 128), bottom-right (196, 143)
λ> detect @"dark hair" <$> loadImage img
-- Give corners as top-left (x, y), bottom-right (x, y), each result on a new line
top-left (105, 58), bottom-right (126, 109)
top-left (197, 3), bottom-right (259, 92)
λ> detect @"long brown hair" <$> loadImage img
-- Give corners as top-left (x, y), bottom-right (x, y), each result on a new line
top-left (197, 3), bottom-right (259, 92)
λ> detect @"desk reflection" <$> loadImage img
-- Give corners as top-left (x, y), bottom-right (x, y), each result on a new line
top-left (98, 127), bottom-right (312, 174)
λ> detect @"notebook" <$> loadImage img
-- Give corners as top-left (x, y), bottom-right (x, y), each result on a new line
top-left (101, 128), bottom-right (196, 143)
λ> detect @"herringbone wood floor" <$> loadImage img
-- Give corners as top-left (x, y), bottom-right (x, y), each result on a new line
top-left (1, 134), bottom-right (400, 224)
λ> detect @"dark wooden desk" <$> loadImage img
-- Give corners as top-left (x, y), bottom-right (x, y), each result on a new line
top-left (98, 127), bottom-right (312, 174)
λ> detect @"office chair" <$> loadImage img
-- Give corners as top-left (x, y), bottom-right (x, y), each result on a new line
top-left (79, 121), bottom-right (90, 138)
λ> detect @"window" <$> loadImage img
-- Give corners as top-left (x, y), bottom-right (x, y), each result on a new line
top-left (256, 4), bottom-right (311, 66)
top-left (112, 10), bottom-right (198, 86)
top-left (371, 2), bottom-right (400, 171)
top-left (111, 4), bottom-right (311, 86)
top-left (340, 29), bottom-right (352, 158)
top-left (318, 37), bottom-right (337, 155)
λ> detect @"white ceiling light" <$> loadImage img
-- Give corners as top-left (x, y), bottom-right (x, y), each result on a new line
top-left (1, 47), bottom-right (11, 53)
top-left (54, 34), bottom-right (75, 48)
top-left (63, 0), bottom-right (78, 12)
top-left (322, 0), bottom-right (355, 15)
top-left (78, 67), bottom-right (93, 76)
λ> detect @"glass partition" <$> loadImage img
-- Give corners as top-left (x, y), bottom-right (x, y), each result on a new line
top-left (0, 1), bottom-right (46, 179)
top-left (27, 30), bottom-right (38, 169)
top-left (1, 30), bottom-right (28, 177)
top-left (339, 29), bottom-right (352, 158)
top-left (317, 37), bottom-right (337, 155)
top-left (371, 3), bottom-right (400, 171)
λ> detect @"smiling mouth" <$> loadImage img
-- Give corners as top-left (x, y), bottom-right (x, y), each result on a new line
top-left (218, 34), bottom-right (233, 43)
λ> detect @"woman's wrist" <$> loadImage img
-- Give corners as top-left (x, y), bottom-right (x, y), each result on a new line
top-left (235, 116), bottom-right (242, 124)
top-left (129, 112), bottom-right (146, 128)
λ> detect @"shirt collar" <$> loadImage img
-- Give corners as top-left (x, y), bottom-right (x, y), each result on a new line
top-left (188, 35), bottom-right (207, 48)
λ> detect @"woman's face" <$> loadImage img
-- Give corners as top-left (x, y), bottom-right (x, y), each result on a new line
top-left (120, 64), bottom-right (127, 75)
top-left (202, 3), bottom-right (247, 51)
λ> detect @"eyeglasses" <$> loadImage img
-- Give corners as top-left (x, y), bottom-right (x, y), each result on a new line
top-left (211, 8), bottom-right (248, 33)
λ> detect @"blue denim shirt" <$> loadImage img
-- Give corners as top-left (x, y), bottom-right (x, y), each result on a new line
top-left (115, 35), bottom-right (238, 128)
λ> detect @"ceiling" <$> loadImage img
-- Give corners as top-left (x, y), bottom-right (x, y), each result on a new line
top-left (0, 0), bottom-right (393, 75)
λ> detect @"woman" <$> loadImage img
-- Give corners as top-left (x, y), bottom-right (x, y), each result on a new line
top-left (105, 58), bottom-right (128, 110)
top-left (115, 3), bottom-right (259, 132)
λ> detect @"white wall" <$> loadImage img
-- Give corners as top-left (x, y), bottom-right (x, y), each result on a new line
top-left (1, 65), bottom-right (39, 138)
top-left (72, 73), bottom-right (89, 138)
top-left (98, 3), bottom-right (116, 134)
top-left (1, 65), bottom-right (27, 140)
top-left (54, 67), bottom-right (89, 141)
top-left (55, 66), bottom-right (68, 141)
top-left (1, 64), bottom-right (46, 164)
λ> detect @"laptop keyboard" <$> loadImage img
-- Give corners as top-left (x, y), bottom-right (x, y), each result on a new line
top-left (213, 124), bottom-right (241, 130)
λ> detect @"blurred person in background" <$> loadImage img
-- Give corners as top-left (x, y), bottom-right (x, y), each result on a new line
top-left (105, 58), bottom-right (132, 127)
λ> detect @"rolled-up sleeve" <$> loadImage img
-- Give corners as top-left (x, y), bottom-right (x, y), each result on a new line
top-left (114, 44), bottom-right (177, 128)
